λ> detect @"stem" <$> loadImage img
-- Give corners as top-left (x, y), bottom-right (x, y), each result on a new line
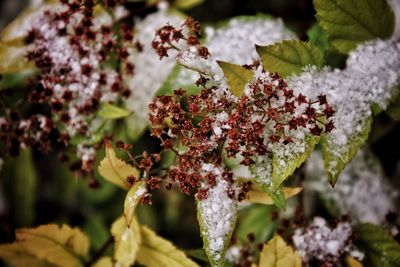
top-left (84, 236), bottom-right (114, 267)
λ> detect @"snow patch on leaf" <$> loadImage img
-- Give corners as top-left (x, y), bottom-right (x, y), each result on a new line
top-left (197, 179), bottom-right (237, 266)
top-left (289, 39), bottom-right (400, 183)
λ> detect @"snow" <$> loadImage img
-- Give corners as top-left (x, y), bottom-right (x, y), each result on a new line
top-left (174, 16), bottom-right (296, 91)
top-left (123, 9), bottom-right (182, 139)
top-left (289, 39), bottom-right (400, 174)
top-left (305, 150), bottom-right (398, 224)
top-left (292, 217), bottom-right (357, 263)
top-left (198, 170), bottom-right (237, 262)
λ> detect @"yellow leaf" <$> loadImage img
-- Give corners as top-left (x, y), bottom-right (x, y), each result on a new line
top-left (259, 235), bottom-right (302, 267)
top-left (1, 4), bottom-right (59, 42)
top-left (0, 42), bottom-right (36, 74)
top-left (218, 61), bottom-right (253, 97)
top-left (111, 216), bottom-right (141, 267)
top-left (246, 187), bottom-right (303, 205)
top-left (174, 0), bottom-right (204, 10)
top-left (0, 243), bottom-right (56, 267)
top-left (98, 141), bottom-right (140, 189)
top-left (0, 224), bottom-right (89, 267)
top-left (136, 226), bottom-right (199, 267)
top-left (92, 257), bottom-right (113, 267)
top-left (124, 181), bottom-right (146, 227)
top-left (346, 256), bottom-right (363, 267)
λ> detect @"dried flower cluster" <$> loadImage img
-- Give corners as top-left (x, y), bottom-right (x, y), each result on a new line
top-left (148, 66), bottom-right (333, 199)
top-left (0, 114), bottom-right (53, 156)
top-left (26, 0), bottom-right (133, 136)
top-left (292, 217), bottom-right (362, 266)
top-left (152, 17), bottom-right (210, 60)
top-left (1, 0), bottom-right (136, 170)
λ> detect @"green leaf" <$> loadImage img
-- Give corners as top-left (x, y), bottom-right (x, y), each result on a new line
top-left (271, 136), bottom-right (319, 191)
top-left (82, 215), bottom-right (109, 251)
top-left (258, 234), bottom-right (302, 267)
top-left (196, 181), bottom-right (237, 266)
top-left (256, 40), bottom-right (324, 77)
top-left (124, 181), bottom-right (146, 228)
top-left (217, 61), bottom-right (253, 97)
top-left (3, 149), bottom-right (37, 226)
top-left (321, 116), bottom-right (372, 186)
top-left (136, 226), bottom-right (199, 267)
top-left (386, 106), bottom-right (400, 121)
top-left (314, 0), bottom-right (395, 54)
top-left (0, 224), bottom-right (89, 267)
top-left (0, 71), bottom-right (35, 90)
top-left (185, 249), bottom-right (209, 262)
top-left (307, 24), bottom-right (329, 52)
top-left (354, 223), bottom-right (400, 267)
top-left (371, 103), bottom-right (383, 115)
top-left (173, 0), bottom-right (204, 10)
top-left (0, 42), bottom-right (35, 74)
top-left (249, 154), bottom-right (285, 209)
top-left (236, 205), bottom-right (276, 244)
top-left (98, 141), bottom-right (140, 189)
top-left (156, 64), bottom-right (201, 96)
top-left (70, 120), bottom-right (110, 146)
top-left (98, 103), bottom-right (130, 119)
top-left (266, 186), bottom-right (287, 211)
top-left (111, 216), bottom-right (141, 267)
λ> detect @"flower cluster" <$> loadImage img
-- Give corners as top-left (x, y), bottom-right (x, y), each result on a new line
top-left (226, 233), bottom-right (263, 267)
top-left (226, 72), bottom-right (334, 165)
top-left (26, 0), bottom-right (132, 137)
top-left (148, 69), bottom-right (333, 198)
top-left (292, 217), bottom-right (362, 266)
top-left (289, 40), bottom-right (400, 175)
top-left (0, 114), bottom-right (53, 156)
top-left (152, 17), bottom-right (210, 60)
top-left (0, 0), bottom-right (136, 170)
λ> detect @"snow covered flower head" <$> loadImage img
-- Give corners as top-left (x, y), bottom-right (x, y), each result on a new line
top-left (293, 217), bottom-right (361, 266)
top-left (0, 0), bottom-right (135, 172)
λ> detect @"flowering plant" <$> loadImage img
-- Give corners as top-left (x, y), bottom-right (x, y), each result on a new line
top-left (0, 0), bottom-right (400, 266)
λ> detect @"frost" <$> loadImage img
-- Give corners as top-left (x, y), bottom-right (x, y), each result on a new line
top-left (289, 39), bottom-right (400, 175)
top-left (123, 9), bottom-right (182, 139)
top-left (305, 150), bottom-right (398, 224)
top-left (198, 177), bottom-right (237, 263)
